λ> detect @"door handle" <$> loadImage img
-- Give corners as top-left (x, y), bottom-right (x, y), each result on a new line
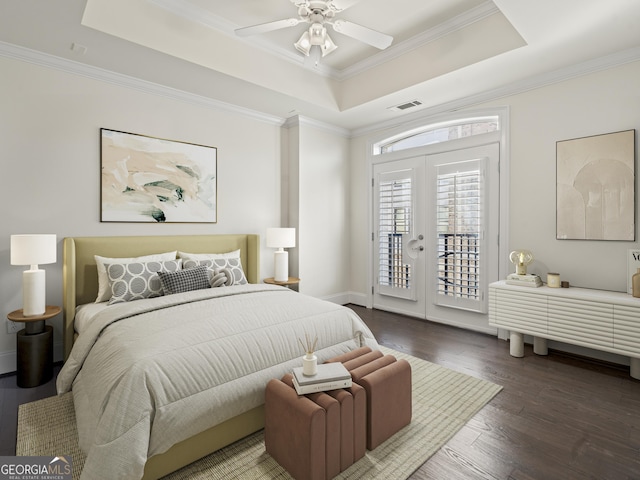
top-left (411, 245), bottom-right (424, 251)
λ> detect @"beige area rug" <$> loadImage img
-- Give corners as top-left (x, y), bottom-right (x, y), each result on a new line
top-left (17, 347), bottom-right (501, 479)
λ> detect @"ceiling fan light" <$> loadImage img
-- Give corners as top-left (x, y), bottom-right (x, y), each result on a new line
top-left (321, 34), bottom-right (338, 56)
top-left (309, 23), bottom-right (326, 45)
top-left (294, 31), bottom-right (312, 56)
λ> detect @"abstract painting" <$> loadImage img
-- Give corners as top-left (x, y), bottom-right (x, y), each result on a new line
top-left (556, 130), bottom-right (635, 240)
top-left (101, 129), bottom-right (217, 223)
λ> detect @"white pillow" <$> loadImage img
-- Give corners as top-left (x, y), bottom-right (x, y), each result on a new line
top-left (94, 251), bottom-right (177, 303)
top-left (177, 249), bottom-right (242, 261)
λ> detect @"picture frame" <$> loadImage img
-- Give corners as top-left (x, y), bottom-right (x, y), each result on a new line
top-left (556, 129), bottom-right (635, 241)
top-left (100, 128), bottom-right (217, 223)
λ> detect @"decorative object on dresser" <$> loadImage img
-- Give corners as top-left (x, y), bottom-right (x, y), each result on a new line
top-left (629, 249), bottom-right (640, 295)
top-left (509, 249), bottom-right (534, 275)
top-left (506, 249), bottom-right (541, 287)
top-left (489, 280), bottom-right (640, 379)
top-left (556, 129), bottom-right (635, 241)
top-left (10, 234), bottom-right (57, 316)
top-left (266, 227), bottom-right (296, 282)
top-left (633, 268), bottom-right (640, 298)
top-left (100, 128), bottom-right (217, 223)
top-left (546, 272), bottom-right (561, 288)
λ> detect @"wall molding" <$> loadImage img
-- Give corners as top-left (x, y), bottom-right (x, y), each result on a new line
top-left (353, 45), bottom-right (640, 137)
top-left (0, 41), bottom-right (286, 128)
top-left (283, 115), bottom-right (351, 137)
top-left (2, 39), bottom-right (639, 139)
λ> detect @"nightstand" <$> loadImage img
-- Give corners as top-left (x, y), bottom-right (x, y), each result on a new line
top-left (264, 277), bottom-right (300, 289)
top-left (7, 305), bottom-right (60, 388)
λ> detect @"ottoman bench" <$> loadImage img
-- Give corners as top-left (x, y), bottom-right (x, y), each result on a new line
top-left (265, 374), bottom-right (366, 480)
top-left (327, 347), bottom-right (412, 450)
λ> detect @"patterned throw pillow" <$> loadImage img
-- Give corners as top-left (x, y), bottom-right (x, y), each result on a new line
top-left (157, 265), bottom-right (210, 295)
top-left (106, 259), bottom-right (182, 304)
top-left (94, 251), bottom-right (177, 303)
top-left (183, 258), bottom-right (248, 285)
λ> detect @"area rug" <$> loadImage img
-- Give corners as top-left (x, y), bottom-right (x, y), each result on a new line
top-left (17, 346), bottom-right (501, 479)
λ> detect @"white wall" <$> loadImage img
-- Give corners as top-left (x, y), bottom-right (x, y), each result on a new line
top-left (0, 56), bottom-right (283, 373)
top-left (287, 119), bottom-right (351, 302)
top-left (350, 60), bottom-right (640, 301)
top-left (491, 61), bottom-right (640, 293)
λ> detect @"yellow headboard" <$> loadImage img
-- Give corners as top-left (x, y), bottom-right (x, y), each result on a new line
top-left (62, 234), bottom-right (260, 360)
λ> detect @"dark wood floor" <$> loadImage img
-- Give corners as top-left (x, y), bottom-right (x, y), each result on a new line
top-left (1, 307), bottom-right (639, 479)
top-left (349, 305), bottom-right (640, 480)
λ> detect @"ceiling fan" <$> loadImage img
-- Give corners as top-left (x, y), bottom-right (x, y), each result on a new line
top-left (234, 0), bottom-right (393, 60)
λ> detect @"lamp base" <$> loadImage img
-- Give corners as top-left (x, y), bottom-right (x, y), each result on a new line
top-left (23, 269), bottom-right (46, 317)
top-left (274, 250), bottom-right (289, 283)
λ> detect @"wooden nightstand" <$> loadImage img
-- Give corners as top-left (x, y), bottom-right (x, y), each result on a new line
top-left (264, 277), bottom-right (300, 289)
top-left (7, 305), bottom-right (60, 388)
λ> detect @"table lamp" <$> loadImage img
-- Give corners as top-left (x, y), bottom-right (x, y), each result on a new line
top-left (11, 234), bottom-right (57, 316)
top-left (509, 249), bottom-right (534, 275)
top-left (266, 228), bottom-right (295, 282)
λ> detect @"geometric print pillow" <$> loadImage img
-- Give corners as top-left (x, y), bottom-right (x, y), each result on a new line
top-left (106, 259), bottom-right (182, 304)
top-left (157, 265), bottom-right (210, 295)
top-left (183, 258), bottom-right (248, 286)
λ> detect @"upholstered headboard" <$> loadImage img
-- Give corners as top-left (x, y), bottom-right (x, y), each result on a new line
top-left (62, 234), bottom-right (260, 360)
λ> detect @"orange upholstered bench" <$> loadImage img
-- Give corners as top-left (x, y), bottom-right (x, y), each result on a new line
top-left (327, 347), bottom-right (412, 450)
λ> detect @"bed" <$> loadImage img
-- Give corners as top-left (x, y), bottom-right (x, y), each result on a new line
top-left (57, 234), bottom-right (378, 480)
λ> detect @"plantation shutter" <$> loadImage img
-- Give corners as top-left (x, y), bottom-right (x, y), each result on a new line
top-left (377, 169), bottom-right (416, 300)
top-left (434, 158), bottom-right (487, 313)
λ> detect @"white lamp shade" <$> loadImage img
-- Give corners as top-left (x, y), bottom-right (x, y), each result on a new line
top-left (11, 234), bottom-right (57, 266)
top-left (266, 228), bottom-right (296, 249)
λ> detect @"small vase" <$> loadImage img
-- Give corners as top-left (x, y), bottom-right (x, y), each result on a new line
top-left (302, 353), bottom-right (317, 376)
top-left (633, 268), bottom-right (640, 298)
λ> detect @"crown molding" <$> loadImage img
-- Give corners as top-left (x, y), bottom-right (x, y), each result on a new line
top-left (0, 41), bottom-right (286, 127)
top-left (2, 39), bottom-right (639, 138)
top-left (352, 45), bottom-right (640, 137)
top-left (284, 115), bottom-right (351, 137)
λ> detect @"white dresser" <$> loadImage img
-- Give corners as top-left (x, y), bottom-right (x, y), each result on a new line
top-left (489, 280), bottom-right (640, 379)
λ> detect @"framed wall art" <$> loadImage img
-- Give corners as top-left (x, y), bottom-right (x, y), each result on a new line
top-left (101, 129), bottom-right (217, 223)
top-left (556, 129), bottom-right (635, 241)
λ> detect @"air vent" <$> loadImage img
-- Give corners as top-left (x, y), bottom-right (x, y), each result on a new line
top-left (388, 100), bottom-right (423, 112)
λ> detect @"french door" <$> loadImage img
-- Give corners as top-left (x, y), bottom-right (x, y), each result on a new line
top-left (373, 143), bottom-right (500, 332)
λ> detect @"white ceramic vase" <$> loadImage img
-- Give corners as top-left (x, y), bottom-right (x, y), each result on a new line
top-left (302, 353), bottom-right (317, 376)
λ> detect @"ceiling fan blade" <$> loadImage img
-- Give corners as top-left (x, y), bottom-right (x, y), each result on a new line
top-left (235, 18), bottom-right (301, 37)
top-left (330, 0), bottom-right (362, 11)
top-left (330, 19), bottom-right (393, 50)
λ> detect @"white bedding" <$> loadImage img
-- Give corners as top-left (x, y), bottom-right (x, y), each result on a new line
top-left (57, 284), bottom-right (378, 480)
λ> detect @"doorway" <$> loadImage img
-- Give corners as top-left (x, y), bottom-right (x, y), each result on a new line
top-left (372, 143), bottom-right (500, 332)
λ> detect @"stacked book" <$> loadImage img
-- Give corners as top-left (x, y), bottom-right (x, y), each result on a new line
top-left (506, 273), bottom-right (542, 287)
top-left (292, 362), bottom-right (352, 395)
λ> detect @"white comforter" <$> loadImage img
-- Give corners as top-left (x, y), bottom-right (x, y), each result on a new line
top-left (57, 284), bottom-right (377, 480)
